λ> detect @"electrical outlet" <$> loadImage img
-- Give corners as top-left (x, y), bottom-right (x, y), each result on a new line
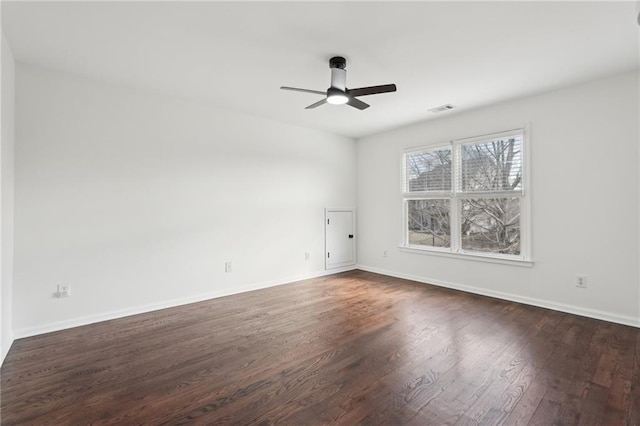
top-left (576, 275), bottom-right (587, 288)
top-left (225, 261), bottom-right (232, 273)
top-left (305, 252), bottom-right (310, 261)
top-left (57, 284), bottom-right (71, 298)
top-left (383, 250), bottom-right (388, 258)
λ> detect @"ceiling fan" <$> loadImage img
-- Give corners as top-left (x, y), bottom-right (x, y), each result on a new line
top-left (281, 56), bottom-right (397, 110)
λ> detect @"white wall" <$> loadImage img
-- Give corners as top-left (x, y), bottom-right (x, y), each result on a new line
top-left (13, 64), bottom-right (356, 336)
top-left (357, 71), bottom-right (640, 326)
top-left (9, 63), bottom-right (640, 340)
top-left (1, 31), bottom-right (16, 363)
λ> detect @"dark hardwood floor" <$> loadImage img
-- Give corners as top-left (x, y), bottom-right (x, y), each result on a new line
top-left (2, 270), bottom-right (639, 425)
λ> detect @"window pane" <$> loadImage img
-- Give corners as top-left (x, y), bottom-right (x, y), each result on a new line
top-left (406, 148), bottom-right (451, 192)
top-left (461, 198), bottom-right (520, 255)
top-left (460, 135), bottom-right (522, 193)
top-left (408, 199), bottom-right (451, 248)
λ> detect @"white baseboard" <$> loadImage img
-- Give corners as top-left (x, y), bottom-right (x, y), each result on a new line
top-left (356, 264), bottom-right (640, 328)
top-left (1, 331), bottom-right (15, 367)
top-left (13, 266), bottom-right (357, 339)
top-left (17, 263), bottom-right (633, 341)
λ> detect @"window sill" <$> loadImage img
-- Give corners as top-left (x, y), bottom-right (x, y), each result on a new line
top-left (398, 246), bottom-right (534, 268)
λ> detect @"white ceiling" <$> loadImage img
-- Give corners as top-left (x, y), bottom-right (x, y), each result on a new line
top-left (2, 1), bottom-right (639, 139)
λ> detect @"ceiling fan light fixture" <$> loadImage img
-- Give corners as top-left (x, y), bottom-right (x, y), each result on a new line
top-left (326, 88), bottom-right (348, 105)
top-left (327, 94), bottom-right (348, 105)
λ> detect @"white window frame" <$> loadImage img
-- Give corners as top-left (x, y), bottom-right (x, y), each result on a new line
top-left (400, 127), bottom-right (532, 267)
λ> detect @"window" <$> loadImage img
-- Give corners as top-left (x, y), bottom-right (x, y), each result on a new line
top-left (402, 129), bottom-right (528, 261)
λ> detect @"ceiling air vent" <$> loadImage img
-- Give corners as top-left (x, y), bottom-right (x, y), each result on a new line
top-left (428, 104), bottom-right (455, 113)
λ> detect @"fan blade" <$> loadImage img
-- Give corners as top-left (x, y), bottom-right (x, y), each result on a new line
top-left (347, 84), bottom-right (397, 98)
top-left (281, 86), bottom-right (326, 96)
top-left (347, 97), bottom-right (370, 110)
top-left (305, 98), bottom-right (328, 109)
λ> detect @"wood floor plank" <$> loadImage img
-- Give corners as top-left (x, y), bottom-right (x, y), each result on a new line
top-left (629, 331), bottom-right (640, 426)
top-left (501, 379), bottom-right (547, 425)
top-left (451, 309), bottom-right (565, 424)
top-left (2, 270), bottom-right (639, 425)
top-left (527, 398), bottom-right (561, 425)
top-left (253, 291), bottom-right (507, 425)
top-left (316, 297), bottom-right (544, 425)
